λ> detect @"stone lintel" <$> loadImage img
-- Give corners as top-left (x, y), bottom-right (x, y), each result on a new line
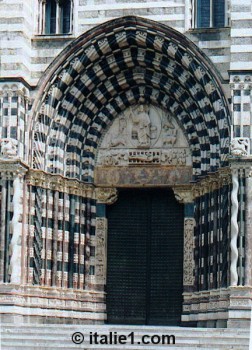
top-left (94, 165), bottom-right (193, 187)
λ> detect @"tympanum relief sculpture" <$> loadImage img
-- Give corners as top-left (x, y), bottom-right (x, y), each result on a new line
top-left (97, 105), bottom-right (191, 166)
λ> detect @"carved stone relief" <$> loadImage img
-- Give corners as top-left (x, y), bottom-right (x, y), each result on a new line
top-left (95, 187), bottom-right (118, 204)
top-left (95, 218), bottom-right (107, 284)
top-left (230, 138), bottom-right (250, 157)
top-left (0, 138), bottom-right (18, 159)
top-left (173, 186), bottom-right (194, 203)
top-left (97, 105), bottom-right (191, 167)
top-left (94, 166), bottom-right (193, 186)
top-left (98, 149), bottom-right (191, 166)
top-left (183, 218), bottom-right (195, 286)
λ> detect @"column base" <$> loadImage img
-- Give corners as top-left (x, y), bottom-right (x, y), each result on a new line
top-left (0, 284), bottom-right (106, 324)
top-left (182, 286), bottom-right (252, 328)
top-left (227, 286), bottom-right (252, 328)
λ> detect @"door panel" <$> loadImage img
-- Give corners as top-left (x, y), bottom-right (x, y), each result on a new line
top-left (148, 191), bottom-right (184, 325)
top-left (106, 189), bottom-right (184, 325)
top-left (106, 191), bottom-right (148, 324)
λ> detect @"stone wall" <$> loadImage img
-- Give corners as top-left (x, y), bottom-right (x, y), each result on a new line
top-left (0, 0), bottom-right (232, 87)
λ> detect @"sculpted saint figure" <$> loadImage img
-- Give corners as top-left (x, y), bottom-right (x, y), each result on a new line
top-left (110, 115), bottom-right (127, 147)
top-left (131, 105), bottom-right (151, 148)
top-left (162, 115), bottom-right (177, 147)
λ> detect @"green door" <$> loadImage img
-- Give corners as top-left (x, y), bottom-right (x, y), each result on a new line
top-left (106, 189), bottom-right (184, 325)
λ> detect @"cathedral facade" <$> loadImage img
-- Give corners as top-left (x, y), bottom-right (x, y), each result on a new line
top-left (0, 0), bottom-right (251, 328)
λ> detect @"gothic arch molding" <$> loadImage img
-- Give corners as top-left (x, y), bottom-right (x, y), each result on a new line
top-left (30, 16), bottom-right (231, 181)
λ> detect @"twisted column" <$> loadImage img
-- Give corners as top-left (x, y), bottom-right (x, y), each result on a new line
top-left (230, 169), bottom-right (239, 286)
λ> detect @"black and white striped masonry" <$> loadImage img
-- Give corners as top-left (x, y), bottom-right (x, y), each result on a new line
top-left (31, 16), bottom-right (231, 181)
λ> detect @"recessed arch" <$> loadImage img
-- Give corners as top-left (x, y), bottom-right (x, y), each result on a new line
top-left (30, 16), bottom-right (230, 181)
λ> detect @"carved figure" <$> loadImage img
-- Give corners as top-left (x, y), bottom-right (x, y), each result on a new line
top-left (129, 151), bottom-right (160, 164)
top-left (110, 115), bottom-right (127, 147)
top-left (230, 138), bottom-right (249, 157)
top-left (131, 105), bottom-right (151, 147)
top-left (162, 117), bottom-right (177, 146)
top-left (0, 138), bottom-right (18, 158)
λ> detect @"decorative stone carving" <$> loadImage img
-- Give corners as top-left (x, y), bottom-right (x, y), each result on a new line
top-left (98, 148), bottom-right (191, 166)
top-left (95, 166), bottom-right (192, 187)
top-left (0, 138), bottom-right (18, 159)
top-left (230, 138), bottom-right (250, 157)
top-left (130, 104), bottom-right (151, 148)
top-left (162, 115), bottom-right (177, 146)
top-left (26, 170), bottom-right (94, 195)
top-left (95, 187), bottom-right (118, 204)
top-left (97, 104), bottom-right (191, 167)
top-left (173, 186), bottom-right (194, 203)
top-left (95, 218), bottom-right (107, 283)
top-left (183, 218), bottom-right (195, 286)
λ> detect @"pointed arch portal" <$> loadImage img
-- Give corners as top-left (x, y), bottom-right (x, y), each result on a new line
top-left (26, 16), bottom-right (232, 326)
top-left (31, 16), bottom-right (230, 180)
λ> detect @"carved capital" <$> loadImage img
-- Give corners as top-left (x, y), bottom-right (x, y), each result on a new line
top-left (244, 166), bottom-right (252, 178)
top-left (173, 186), bottom-right (194, 203)
top-left (218, 167), bottom-right (232, 186)
top-left (95, 187), bottom-right (118, 204)
top-left (26, 169), bottom-right (94, 195)
top-left (0, 160), bottom-right (28, 180)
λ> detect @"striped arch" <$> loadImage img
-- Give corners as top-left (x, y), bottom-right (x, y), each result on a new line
top-left (31, 16), bottom-right (230, 181)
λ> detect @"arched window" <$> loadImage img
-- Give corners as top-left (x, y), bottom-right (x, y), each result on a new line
top-left (195, 0), bottom-right (226, 28)
top-left (38, 0), bottom-right (72, 35)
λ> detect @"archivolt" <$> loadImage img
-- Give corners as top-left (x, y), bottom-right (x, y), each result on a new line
top-left (31, 16), bottom-right (230, 181)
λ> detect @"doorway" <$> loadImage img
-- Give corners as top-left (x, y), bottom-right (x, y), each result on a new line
top-left (106, 188), bottom-right (184, 325)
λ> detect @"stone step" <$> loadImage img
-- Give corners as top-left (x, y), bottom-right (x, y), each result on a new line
top-left (0, 324), bottom-right (250, 350)
top-left (1, 324), bottom-right (249, 334)
top-left (0, 343), bottom-right (248, 350)
top-left (1, 330), bottom-right (249, 341)
top-left (0, 342), bottom-right (249, 350)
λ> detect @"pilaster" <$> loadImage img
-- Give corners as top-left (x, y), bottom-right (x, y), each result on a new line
top-left (173, 185), bottom-right (195, 292)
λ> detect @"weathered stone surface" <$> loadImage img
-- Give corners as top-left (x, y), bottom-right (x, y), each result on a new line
top-left (94, 165), bottom-right (193, 186)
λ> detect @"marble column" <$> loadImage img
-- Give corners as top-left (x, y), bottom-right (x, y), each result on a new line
top-left (10, 174), bottom-right (24, 284)
top-left (230, 168), bottom-right (239, 286)
top-left (245, 167), bottom-right (252, 286)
